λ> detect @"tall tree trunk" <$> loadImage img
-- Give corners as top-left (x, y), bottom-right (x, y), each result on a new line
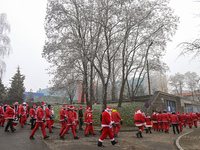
top-left (118, 78), bottom-right (126, 107)
top-left (89, 61), bottom-right (94, 108)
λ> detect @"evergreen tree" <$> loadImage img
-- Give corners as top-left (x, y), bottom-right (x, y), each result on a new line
top-left (7, 66), bottom-right (25, 104)
top-left (0, 78), bottom-right (6, 103)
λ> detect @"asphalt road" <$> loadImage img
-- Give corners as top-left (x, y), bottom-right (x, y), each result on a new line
top-left (0, 123), bottom-right (51, 150)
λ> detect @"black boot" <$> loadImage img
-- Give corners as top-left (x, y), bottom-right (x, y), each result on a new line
top-left (136, 131), bottom-right (140, 138)
top-left (111, 140), bottom-right (118, 145)
top-left (139, 131), bottom-right (143, 138)
top-left (98, 141), bottom-right (105, 147)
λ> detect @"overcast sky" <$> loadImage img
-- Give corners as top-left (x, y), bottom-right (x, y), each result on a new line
top-left (0, 0), bottom-right (200, 92)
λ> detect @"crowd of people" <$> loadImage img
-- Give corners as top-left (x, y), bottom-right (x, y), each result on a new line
top-left (1, 101), bottom-right (199, 147)
top-left (134, 109), bottom-right (200, 138)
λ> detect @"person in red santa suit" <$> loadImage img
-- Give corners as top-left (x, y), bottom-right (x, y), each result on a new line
top-left (0, 103), bottom-right (4, 126)
top-left (162, 109), bottom-right (170, 133)
top-left (19, 102), bottom-right (28, 128)
top-left (186, 113), bottom-right (193, 128)
top-left (170, 111), bottom-right (180, 134)
top-left (45, 104), bottom-right (53, 133)
top-left (152, 111), bottom-right (158, 131)
top-left (0, 104), bottom-right (7, 127)
top-left (73, 107), bottom-right (78, 133)
top-left (59, 105), bottom-right (67, 136)
top-left (157, 110), bottom-right (163, 132)
top-left (85, 108), bottom-right (96, 136)
top-left (145, 113), bottom-right (152, 133)
top-left (134, 109), bottom-right (145, 138)
top-left (84, 106), bottom-right (90, 134)
top-left (25, 103), bottom-right (30, 124)
top-left (111, 107), bottom-right (122, 137)
top-left (98, 107), bottom-right (117, 147)
top-left (29, 105), bottom-right (37, 130)
top-left (191, 112), bottom-right (198, 128)
top-left (60, 106), bottom-right (79, 139)
top-left (197, 111), bottom-right (200, 122)
top-left (182, 112), bottom-right (187, 127)
top-left (4, 103), bottom-right (16, 132)
top-left (30, 106), bottom-right (49, 139)
top-left (179, 112), bottom-right (184, 132)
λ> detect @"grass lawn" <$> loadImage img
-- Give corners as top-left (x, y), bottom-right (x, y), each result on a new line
top-left (52, 102), bottom-right (144, 126)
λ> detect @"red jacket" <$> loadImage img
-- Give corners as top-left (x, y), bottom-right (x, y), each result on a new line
top-left (197, 112), bottom-right (200, 119)
top-left (0, 107), bottom-right (3, 116)
top-left (111, 110), bottom-right (122, 124)
top-left (186, 114), bottom-right (193, 124)
top-left (162, 113), bottom-right (169, 122)
top-left (152, 114), bottom-right (158, 123)
top-left (73, 111), bottom-right (78, 121)
top-left (134, 113), bottom-right (145, 127)
top-left (36, 108), bottom-right (44, 122)
top-left (145, 116), bottom-right (152, 127)
top-left (60, 109), bottom-right (66, 121)
top-left (45, 108), bottom-right (51, 120)
top-left (87, 112), bottom-right (93, 124)
top-left (101, 110), bottom-right (113, 128)
top-left (191, 113), bottom-right (198, 121)
top-left (157, 113), bottom-right (163, 123)
top-left (66, 110), bottom-right (75, 125)
top-left (14, 106), bottom-right (19, 117)
top-left (170, 114), bottom-right (179, 124)
top-left (84, 110), bottom-right (89, 123)
top-left (4, 106), bottom-right (15, 119)
top-left (29, 108), bottom-right (37, 119)
top-left (19, 106), bottom-right (28, 116)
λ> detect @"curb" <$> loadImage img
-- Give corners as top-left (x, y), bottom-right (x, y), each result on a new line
top-left (175, 130), bottom-right (194, 150)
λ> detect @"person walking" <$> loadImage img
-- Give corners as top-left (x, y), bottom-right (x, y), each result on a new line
top-left (170, 111), bottom-right (180, 134)
top-left (30, 106), bottom-right (49, 140)
top-left (111, 107), bottom-right (122, 137)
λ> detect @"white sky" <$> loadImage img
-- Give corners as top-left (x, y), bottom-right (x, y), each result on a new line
top-left (0, 0), bottom-right (200, 92)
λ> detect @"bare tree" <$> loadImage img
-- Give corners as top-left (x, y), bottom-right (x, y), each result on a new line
top-left (0, 13), bottom-right (11, 77)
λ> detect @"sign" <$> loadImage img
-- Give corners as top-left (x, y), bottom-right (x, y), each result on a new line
top-left (144, 102), bottom-right (150, 108)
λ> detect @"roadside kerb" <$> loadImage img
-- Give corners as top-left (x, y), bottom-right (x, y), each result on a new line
top-left (175, 129), bottom-right (194, 150)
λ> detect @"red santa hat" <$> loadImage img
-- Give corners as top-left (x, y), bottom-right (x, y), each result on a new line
top-left (135, 109), bottom-right (141, 114)
top-left (86, 106), bottom-right (90, 110)
top-left (23, 102), bottom-right (26, 105)
top-left (41, 101), bottom-right (46, 106)
top-left (74, 107), bottom-right (78, 110)
top-left (33, 105), bottom-right (37, 108)
top-left (15, 102), bottom-right (19, 104)
top-left (113, 107), bottom-right (116, 110)
top-left (70, 105), bottom-right (74, 110)
top-left (106, 106), bottom-right (112, 111)
top-left (62, 105), bottom-right (66, 108)
top-left (89, 108), bottom-right (93, 112)
top-left (80, 106), bottom-right (83, 109)
top-left (67, 105), bottom-right (70, 108)
top-left (37, 106), bottom-right (41, 108)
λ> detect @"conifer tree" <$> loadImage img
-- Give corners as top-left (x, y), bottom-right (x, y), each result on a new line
top-left (7, 66), bottom-right (25, 104)
top-left (0, 78), bottom-right (6, 103)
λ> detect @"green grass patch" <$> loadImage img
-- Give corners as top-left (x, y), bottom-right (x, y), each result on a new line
top-left (52, 102), bottom-right (143, 126)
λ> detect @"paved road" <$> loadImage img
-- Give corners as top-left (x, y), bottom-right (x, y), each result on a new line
top-left (0, 124), bottom-right (51, 150)
top-left (0, 122), bottom-right (199, 150)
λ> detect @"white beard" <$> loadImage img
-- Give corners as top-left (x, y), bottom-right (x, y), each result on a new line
top-left (23, 106), bottom-right (26, 111)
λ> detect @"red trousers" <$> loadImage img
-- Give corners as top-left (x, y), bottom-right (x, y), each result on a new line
top-left (85, 124), bottom-right (95, 135)
top-left (153, 123), bottom-right (158, 131)
top-left (45, 120), bottom-right (52, 131)
top-left (138, 126), bottom-right (144, 132)
top-left (61, 125), bottom-right (77, 137)
top-left (0, 116), bottom-right (5, 126)
top-left (51, 120), bottom-right (54, 127)
top-left (113, 124), bottom-right (121, 134)
top-left (188, 122), bottom-right (193, 128)
top-left (30, 122), bottom-right (46, 138)
top-left (99, 127), bottom-right (114, 142)
top-left (158, 122), bottom-right (163, 130)
top-left (20, 116), bottom-right (26, 127)
top-left (193, 121), bottom-right (197, 127)
top-left (60, 121), bottom-right (66, 134)
top-left (183, 121), bottom-right (186, 127)
top-left (163, 122), bottom-right (169, 131)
